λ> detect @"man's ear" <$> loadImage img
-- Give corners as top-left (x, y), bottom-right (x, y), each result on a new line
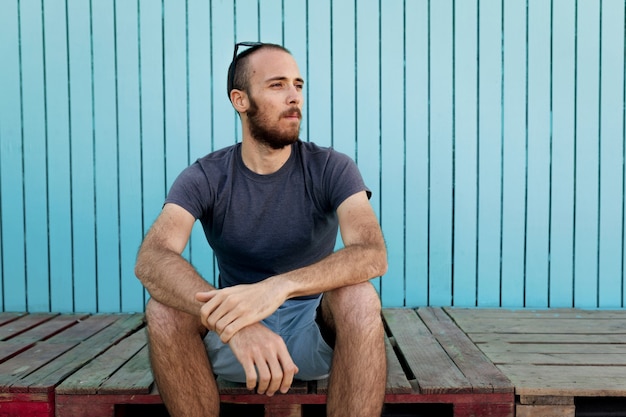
top-left (230, 89), bottom-right (249, 113)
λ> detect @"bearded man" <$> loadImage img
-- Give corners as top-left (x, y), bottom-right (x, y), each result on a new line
top-left (135, 42), bottom-right (388, 417)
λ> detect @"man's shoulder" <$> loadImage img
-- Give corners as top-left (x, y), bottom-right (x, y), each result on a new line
top-left (197, 143), bottom-right (239, 164)
top-left (296, 140), bottom-right (354, 167)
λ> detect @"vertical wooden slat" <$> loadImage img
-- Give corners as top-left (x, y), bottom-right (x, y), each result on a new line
top-left (139, 0), bottom-right (166, 233)
top-left (574, 0), bottom-right (601, 308)
top-left (355, 1), bottom-right (382, 296)
top-left (116, 0), bottom-right (145, 312)
top-left (67, 0), bottom-right (97, 312)
top-left (283, 0), bottom-right (307, 137)
top-left (525, 0), bottom-right (551, 307)
top-left (235, 0), bottom-right (260, 42)
top-left (476, 0), bottom-right (502, 306)
top-left (44, 0), bottom-right (74, 312)
top-left (598, 0), bottom-right (625, 308)
top-left (163, 0), bottom-right (190, 268)
top-left (21, 0), bottom-right (51, 312)
top-left (380, 0), bottom-right (405, 307)
top-left (259, 0), bottom-right (283, 43)
top-left (549, 0), bottom-right (576, 308)
top-left (163, 0), bottom-right (190, 189)
top-left (306, 0), bottom-right (331, 146)
top-left (452, 0), bottom-right (479, 307)
top-left (429, 0), bottom-right (454, 306)
top-left (404, 0), bottom-right (429, 307)
top-left (187, 0), bottom-right (216, 286)
top-left (210, 0), bottom-right (235, 153)
top-left (0, 0), bottom-right (26, 312)
top-left (92, 0), bottom-right (120, 312)
top-left (330, 0), bottom-right (356, 160)
top-left (501, 0), bottom-right (527, 308)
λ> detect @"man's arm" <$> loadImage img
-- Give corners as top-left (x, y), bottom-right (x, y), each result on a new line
top-left (198, 190), bottom-right (387, 342)
top-left (135, 203), bottom-right (215, 316)
top-left (136, 203), bottom-right (298, 395)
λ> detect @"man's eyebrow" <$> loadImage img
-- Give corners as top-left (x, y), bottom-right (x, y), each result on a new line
top-left (265, 76), bottom-right (305, 84)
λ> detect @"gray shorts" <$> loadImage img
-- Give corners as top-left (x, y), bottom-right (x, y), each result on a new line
top-left (204, 295), bottom-right (333, 383)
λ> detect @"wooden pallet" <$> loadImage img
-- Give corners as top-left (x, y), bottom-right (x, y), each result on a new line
top-left (446, 308), bottom-right (626, 417)
top-left (0, 312), bottom-right (145, 417)
top-left (0, 308), bottom-right (514, 417)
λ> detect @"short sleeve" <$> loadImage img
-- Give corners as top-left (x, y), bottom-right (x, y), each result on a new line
top-left (164, 163), bottom-right (212, 220)
top-left (324, 150), bottom-right (370, 211)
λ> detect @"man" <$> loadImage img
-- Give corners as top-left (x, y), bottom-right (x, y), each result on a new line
top-left (135, 42), bottom-right (387, 417)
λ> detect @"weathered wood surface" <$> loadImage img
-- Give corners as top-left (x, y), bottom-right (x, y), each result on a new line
top-left (446, 307), bottom-right (626, 416)
top-left (0, 313), bottom-right (144, 417)
top-left (3, 309), bottom-right (517, 417)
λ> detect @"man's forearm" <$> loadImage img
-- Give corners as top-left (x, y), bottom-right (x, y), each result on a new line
top-left (135, 245), bottom-right (215, 316)
top-left (272, 241), bottom-right (388, 301)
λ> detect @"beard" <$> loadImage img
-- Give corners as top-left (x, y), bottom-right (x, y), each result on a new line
top-left (247, 96), bottom-right (301, 150)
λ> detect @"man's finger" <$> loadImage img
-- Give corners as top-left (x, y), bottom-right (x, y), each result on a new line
top-left (255, 361), bottom-right (271, 395)
top-left (265, 358), bottom-right (284, 397)
top-left (241, 359), bottom-right (258, 392)
top-left (278, 350), bottom-right (298, 394)
top-left (195, 290), bottom-right (217, 303)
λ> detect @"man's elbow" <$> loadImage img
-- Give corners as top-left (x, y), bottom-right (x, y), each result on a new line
top-left (134, 245), bottom-right (150, 284)
top-left (370, 245), bottom-right (388, 278)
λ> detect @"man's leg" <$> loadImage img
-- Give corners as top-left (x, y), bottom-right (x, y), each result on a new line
top-left (145, 299), bottom-right (220, 417)
top-left (320, 282), bottom-right (386, 417)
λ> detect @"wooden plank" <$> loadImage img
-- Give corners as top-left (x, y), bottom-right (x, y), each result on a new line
top-left (519, 396), bottom-right (574, 405)
top-left (383, 336), bottom-right (413, 394)
top-left (479, 342), bottom-right (626, 355)
top-left (56, 329), bottom-right (147, 395)
top-left (8, 314), bottom-right (89, 343)
top-left (417, 307), bottom-right (512, 394)
top-left (469, 333), bottom-right (626, 344)
top-left (516, 404), bottom-right (575, 417)
top-left (43, 0), bottom-right (74, 314)
top-left (446, 307), bottom-right (626, 319)
top-left (45, 314), bottom-right (122, 343)
top-left (449, 318), bottom-right (626, 334)
top-left (499, 364), bottom-right (626, 397)
top-left (0, 314), bottom-right (58, 341)
top-left (0, 342), bottom-right (77, 392)
top-left (0, 340), bottom-right (36, 363)
top-left (489, 352), bottom-right (626, 366)
top-left (0, 313), bottom-right (26, 327)
top-left (20, 314), bottom-right (145, 393)
top-left (382, 309), bottom-right (471, 394)
top-left (98, 345), bottom-right (153, 395)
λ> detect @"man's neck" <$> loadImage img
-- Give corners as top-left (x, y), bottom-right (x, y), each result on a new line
top-left (240, 137), bottom-right (293, 175)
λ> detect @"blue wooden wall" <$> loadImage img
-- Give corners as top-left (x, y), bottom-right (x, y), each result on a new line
top-left (0, 0), bottom-right (625, 313)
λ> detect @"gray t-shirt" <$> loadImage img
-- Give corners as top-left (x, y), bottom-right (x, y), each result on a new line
top-left (165, 140), bottom-right (369, 299)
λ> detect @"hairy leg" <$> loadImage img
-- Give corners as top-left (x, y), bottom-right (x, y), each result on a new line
top-left (320, 282), bottom-right (386, 417)
top-left (145, 299), bottom-right (219, 417)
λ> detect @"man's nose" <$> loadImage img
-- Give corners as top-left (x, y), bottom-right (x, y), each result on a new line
top-left (287, 86), bottom-right (302, 105)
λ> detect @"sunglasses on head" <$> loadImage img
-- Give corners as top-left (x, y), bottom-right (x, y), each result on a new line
top-left (227, 41), bottom-right (264, 97)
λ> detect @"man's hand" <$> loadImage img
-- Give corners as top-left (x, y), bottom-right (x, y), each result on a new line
top-left (227, 323), bottom-right (299, 396)
top-left (196, 280), bottom-right (286, 343)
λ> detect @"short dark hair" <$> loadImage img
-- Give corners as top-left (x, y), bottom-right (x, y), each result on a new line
top-left (227, 42), bottom-right (291, 98)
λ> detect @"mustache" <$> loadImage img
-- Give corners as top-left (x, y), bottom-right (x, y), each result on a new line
top-left (281, 107), bottom-right (302, 119)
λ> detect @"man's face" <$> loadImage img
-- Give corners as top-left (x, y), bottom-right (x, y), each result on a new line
top-left (244, 49), bottom-right (304, 149)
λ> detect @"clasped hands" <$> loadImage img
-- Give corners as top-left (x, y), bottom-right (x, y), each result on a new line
top-left (195, 280), bottom-right (299, 396)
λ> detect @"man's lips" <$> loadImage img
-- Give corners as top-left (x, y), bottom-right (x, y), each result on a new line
top-left (281, 108), bottom-right (302, 120)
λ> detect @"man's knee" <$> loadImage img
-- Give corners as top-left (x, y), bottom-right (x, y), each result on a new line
top-left (145, 298), bottom-right (206, 339)
top-left (323, 282), bottom-right (382, 331)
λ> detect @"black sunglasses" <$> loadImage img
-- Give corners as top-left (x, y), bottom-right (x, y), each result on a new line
top-left (227, 41), bottom-right (264, 97)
